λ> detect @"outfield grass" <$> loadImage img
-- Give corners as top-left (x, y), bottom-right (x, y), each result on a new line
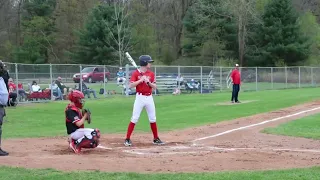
top-left (0, 166), bottom-right (319, 180)
top-left (3, 87), bottom-right (320, 138)
top-left (263, 113), bottom-right (320, 139)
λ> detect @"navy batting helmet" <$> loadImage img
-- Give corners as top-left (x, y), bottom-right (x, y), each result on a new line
top-left (139, 55), bottom-right (154, 66)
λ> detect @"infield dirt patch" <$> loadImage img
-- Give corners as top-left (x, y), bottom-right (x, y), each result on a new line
top-left (1, 100), bottom-right (320, 173)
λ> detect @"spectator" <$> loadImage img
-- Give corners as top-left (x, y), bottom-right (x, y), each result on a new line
top-left (55, 77), bottom-right (72, 99)
top-left (31, 81), bottom-right (42, 92)
top-left (176, 74), bottom-right (184, 87)
top-left (17, 83), bottom-right (27, 100)
top-left (8, 79), bottom-right (17, 106)
top-left (117, 67), bottom-right (126, 86)
top-left (8, 78), bottom-right (26, 101)
top-left (78, 82), bottom-right (97, 98)
top-left (50, 81), bottom-right (63, 100)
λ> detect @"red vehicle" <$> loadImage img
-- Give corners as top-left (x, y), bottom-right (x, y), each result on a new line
top-left (73, 67), bottom-right (111, 83)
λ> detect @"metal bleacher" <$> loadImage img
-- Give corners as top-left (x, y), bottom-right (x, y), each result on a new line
top-left (155, 70), bottom-right (221, 94)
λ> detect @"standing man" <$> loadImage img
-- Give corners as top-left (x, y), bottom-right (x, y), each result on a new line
top-left (124, 55), bottom-right (164, 147)
top-left (231, 63), bottom-right (241, 103)
top-left (0, 61), bottom-right (9, 156)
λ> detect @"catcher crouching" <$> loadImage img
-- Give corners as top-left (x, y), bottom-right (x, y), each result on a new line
top-left (65, 90), bottom-right (100, 154)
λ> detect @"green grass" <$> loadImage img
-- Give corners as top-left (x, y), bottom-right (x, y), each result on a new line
top-left (263, 113), bottom-right (320, 139)
top-left (0, 166), bottom-right (319, 180)
top-left (3, 87), bottom-right (320, 139)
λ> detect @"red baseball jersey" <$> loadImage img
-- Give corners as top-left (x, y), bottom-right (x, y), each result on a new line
top-left (231, 69), bottom-right (241, 84)
top-left (130, 69), bottom-right (155, 94)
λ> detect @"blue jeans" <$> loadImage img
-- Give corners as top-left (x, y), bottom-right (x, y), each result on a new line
top-left (85, 89), bottom-right (97, 98)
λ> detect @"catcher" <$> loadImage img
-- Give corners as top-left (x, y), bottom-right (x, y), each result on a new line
top-left (65, 90), bottom-right (100, 154)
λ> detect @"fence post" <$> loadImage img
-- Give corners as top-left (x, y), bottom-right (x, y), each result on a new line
top-left (50, 64), bottom-right (53, 100)
top-left (298, 66), bottom-right (301, 88)
top-left (256, 67), bottom-right (258, 91)
top-left (271, 67), bottom-right (273, 89)
top-left (79, 64), bottom-right (82, 93)
top-left (311, 67), bottom-right (314, 87)
top-left (200, 66), bottom-right (203, 94)
top-left (178, 66), bottom-right (181, 89)
top-left (15, 63), bottom-right (19, 102)
top-left (285, 66), bottom-right (288, 88)
top-left (220, 67), bottom-right (222, 92)
top-left (125, 64), bottom-right (129, 97)
top-left (104, 65), bottom-right (106, 97)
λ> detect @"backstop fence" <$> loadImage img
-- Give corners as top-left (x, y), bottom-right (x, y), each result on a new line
top-left (4, 62), bottom-right (320, 103)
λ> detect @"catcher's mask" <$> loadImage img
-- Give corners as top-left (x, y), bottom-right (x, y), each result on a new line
top-left (68, 90), bottom-right (85, 109)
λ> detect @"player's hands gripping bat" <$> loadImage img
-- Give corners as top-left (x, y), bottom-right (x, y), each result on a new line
top-left (82, 108), bottom-right (91, 124)
top-left (125, 52), bottom-right (141, 74)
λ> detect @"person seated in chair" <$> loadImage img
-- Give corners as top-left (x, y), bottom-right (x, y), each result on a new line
top-left (50, 81), bottom-right (63, 100)
top-left (8, 79), bottom-right (17, 106)
top-left (78, 82), bottom-right (97, 99)
top-left (55, 77), bottom-right (73, 99)
top-left (31, 80), bottom-right (42, 92)
top-left (116, 67), bottom-right (126, 86)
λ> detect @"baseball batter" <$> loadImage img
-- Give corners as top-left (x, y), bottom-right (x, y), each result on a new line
top-left (124, 55), bottom-right (164, 146)
top-left (65, 90), bottom-right (101, 153)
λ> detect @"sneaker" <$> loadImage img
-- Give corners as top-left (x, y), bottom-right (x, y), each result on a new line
top-left (235, 101), bottom-right (241, 103)
top-left (0, 148), bottom-right (9, 156)
top-left (124, 139), bottom-right (132, 146)
top-left (153, 138), bottom-right (165, 145)
top-left (69, 140), bottom-right (80, 154)
top-left (231, 101), bottom-right (235, 103)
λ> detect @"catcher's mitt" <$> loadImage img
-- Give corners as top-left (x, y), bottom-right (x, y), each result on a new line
top-left (82, 108), bottom-right (91, 124)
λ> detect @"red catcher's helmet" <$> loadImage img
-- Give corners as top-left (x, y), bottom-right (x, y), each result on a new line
top-left (68, 90), bottom-right (85, 109)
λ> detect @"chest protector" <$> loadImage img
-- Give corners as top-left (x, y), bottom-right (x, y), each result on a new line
top-left (65, 104), bottom-right (84, 128)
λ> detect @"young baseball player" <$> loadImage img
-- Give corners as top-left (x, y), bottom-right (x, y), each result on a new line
top-left (65, 90), bottom-right (101, 154)
top-left (124, 55), bottom-right (164, 146)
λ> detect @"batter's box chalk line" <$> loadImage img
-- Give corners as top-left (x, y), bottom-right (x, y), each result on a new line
top-left (98, 107), bottom-right (320, 156)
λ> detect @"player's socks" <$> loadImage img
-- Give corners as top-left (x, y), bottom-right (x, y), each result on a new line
top-left (126, 122), bottom-right (136, 139)
top-left (150, 122), bottom-right (159, 139)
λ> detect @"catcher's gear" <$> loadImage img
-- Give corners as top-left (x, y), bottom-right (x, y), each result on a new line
top-left (82, 108), bottom-right (91, 124)
top-left (68, 90), bottom-right (85, 109)
top-left (76, 129), bottom-right (101, 149)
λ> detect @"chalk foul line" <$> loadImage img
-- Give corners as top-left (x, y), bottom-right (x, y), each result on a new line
top-left (98, 106), bottom-right (320, 156)
top-left (192, 106), bottom-right (320, 142)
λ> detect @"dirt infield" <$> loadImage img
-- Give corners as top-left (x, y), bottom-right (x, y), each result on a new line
top-left (1, 101), bottom-right (320, 173)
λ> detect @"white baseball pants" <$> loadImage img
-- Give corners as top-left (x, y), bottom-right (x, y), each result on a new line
top-left (70, 128), bottom-right (95, 142)
top-left (131, 93), bottom-right (156, 123)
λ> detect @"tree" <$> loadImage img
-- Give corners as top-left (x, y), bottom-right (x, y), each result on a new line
top-left (104, 0), bottom-right (131, 66)
top-left (182, 0), bottom-right (238, 66)
top-left (12, 0), bottom-right (57, 64)
top-left (253, 0), bottom-right (310, 66)
top-left (69, 4), bottom-right (120, 65)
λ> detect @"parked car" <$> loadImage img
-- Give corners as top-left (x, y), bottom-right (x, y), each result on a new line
top-left (73, 67), bottom-right (111, 83)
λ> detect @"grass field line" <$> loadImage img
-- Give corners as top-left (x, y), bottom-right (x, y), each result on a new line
top-left (191, 106), bottom-right (320, 143)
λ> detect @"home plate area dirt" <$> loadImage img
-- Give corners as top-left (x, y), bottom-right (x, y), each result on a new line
top-left (1, 101), bottom-right (320, 173)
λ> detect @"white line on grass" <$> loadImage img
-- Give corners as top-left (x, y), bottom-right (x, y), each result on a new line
top-left (192, 106), bottom-right (320, 143)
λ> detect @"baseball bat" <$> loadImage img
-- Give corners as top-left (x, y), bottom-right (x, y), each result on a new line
top-left (125, 52), bottom-right (141, 73)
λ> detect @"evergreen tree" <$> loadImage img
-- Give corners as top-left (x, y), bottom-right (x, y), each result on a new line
top-left (12, 0), bottom-right (57, 64)
top-left (182, 0), bottom-right (238, 65)
top-left (253, 0), bottom-right (310, 66)
top-left (69, 4), bottom-right (125, 65)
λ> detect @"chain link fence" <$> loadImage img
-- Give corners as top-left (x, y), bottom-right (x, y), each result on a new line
top-left (5, 62), bottom-right (320, 103)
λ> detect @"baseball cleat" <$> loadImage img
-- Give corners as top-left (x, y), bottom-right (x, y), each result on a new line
top-left (69, 140), bottom-right (80, 154)
top-left (124, 139), bottom-right (132, 146)
top-left (153, 138), bottom-right (165, 145)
